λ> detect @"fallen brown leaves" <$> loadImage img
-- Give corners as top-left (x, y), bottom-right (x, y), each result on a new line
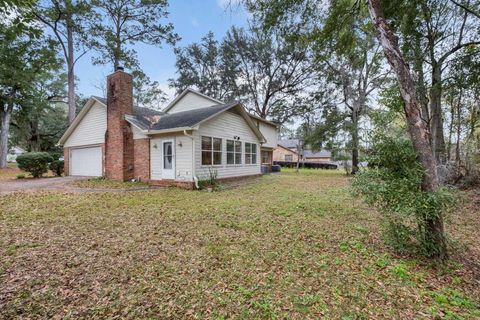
top-left (0, 169), bottom-right (479, 319)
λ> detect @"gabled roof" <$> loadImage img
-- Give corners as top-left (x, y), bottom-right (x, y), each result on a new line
top-left (134, 102), bottom-right (237, 131)
top-left (126, 102), bottom-right (266, 142)
top-left (278, 139), bottom-right (301, 149)
top-left (58, 96), bottom-right (165, 145)
top-left (92, 96), bottom-right (164, 119)
top-left (162, 88), bottom-right (223, 113)
top-left (276, 144), bottom-right (299, 154)
top-left (58, 95), bottom-right (266, 145)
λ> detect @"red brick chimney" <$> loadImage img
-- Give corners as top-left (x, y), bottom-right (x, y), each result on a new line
top-left (105, 67), bottom-right (134, 181)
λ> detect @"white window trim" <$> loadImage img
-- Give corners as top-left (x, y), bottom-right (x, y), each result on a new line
top-left (226, 139), bottom-right (243, 166)
top-left (201, 136), bottom-right (223, 167)
top-left (244, 142), bottom-right (258, 165)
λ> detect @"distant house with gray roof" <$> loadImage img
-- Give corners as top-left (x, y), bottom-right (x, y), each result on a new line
top-left (273, 139), bottom-right (332, 163)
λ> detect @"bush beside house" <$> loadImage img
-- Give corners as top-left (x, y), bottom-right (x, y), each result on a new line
top-left (16, 152), bottom-right (54, 178)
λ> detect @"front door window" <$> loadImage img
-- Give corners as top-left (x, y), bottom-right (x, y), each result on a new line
top-left (163, 142), bottom-right (173, 169)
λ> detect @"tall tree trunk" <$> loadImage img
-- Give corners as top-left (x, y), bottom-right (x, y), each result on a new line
top-left (67, 26), bottom-right (76, 124)
top-left (351, 108), bottom-right (360, 174)
top-left (413, 34), bottom-right (430, 127)
top-left (0, 107), bottom-right (12, 168)
top-left (447, 101), bottom-right (455, 162)
top-left (455, 96), bottom-right (462, 164)
top-left (366, 0), bottom-right (448, 261)
top-left (430, 63), bottom-right (446, 164)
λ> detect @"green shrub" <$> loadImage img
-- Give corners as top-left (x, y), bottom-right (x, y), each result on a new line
top-left (16, 152), bottom-right (54, 178)
top-left (49, 152), bottom-right (62, 161)
top-left (49, 160), bottom-right (64, 177)
top-left (16, 173), bottom-right (25, 179)
top-left (352, 134), bottom-right (457, 258)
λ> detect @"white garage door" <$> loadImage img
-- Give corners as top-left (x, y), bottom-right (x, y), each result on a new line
top-left (70, 146), bottom-right (102, 176)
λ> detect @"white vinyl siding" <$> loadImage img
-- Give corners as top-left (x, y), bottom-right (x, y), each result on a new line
top-left (132, 125), bottom-right (147, 139)
top-left (150, 133), bottom-right (194, 181)
top-left (195, 110), bottom-right (261, 179)
top-left (167, 92), bottom-right (218, 114)
top-left (64, 102), bottom-right (106, 147)
top-left (258, 122), bottom-right (278, 149)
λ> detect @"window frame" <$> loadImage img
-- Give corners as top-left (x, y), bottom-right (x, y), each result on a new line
top-left (226, 139), bottom-right (242, 166)
top-left (201, 136), bottom-right (223, 166)
top-left (285, 154), bottom-right (293, 162)
top-left (245, 142), bottom-right (258, 165)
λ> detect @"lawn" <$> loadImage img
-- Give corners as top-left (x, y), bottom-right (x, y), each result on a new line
top-left (1, 169), bottom-right (479, 319)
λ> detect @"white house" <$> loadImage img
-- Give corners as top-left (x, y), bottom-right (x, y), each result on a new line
top-left (58, 68), bottom-right (278, 188)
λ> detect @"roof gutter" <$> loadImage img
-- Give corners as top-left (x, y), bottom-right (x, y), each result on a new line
top-left (145, 126), bottom-right (197, 135)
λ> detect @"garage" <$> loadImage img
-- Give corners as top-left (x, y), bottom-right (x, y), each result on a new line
top-left (70, 146), bottom-right (103, 176)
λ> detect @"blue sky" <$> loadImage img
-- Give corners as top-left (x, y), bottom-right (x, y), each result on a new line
top-left (75, 0), bottom-right (249, 103)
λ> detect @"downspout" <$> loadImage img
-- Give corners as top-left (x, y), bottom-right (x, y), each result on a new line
top-left (183, 129), bottom-right (198, 189)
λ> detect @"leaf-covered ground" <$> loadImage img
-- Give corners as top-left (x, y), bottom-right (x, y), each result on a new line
top-left (1, 169), bottom-right (479, 319)
top-left (70, 177), bottom-right (150, 190)
top-left (0, 164), bottom-right (21, 180)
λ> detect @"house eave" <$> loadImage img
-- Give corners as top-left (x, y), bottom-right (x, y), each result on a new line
top-left (145, 126), bottom-right (198, 135)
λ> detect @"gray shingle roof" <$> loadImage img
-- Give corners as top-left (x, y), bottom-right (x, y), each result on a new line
top-left (92, 96), bottom-right (164, 120)
top-left (303, 150), bottom-right (331, 158)
top-left (278, 139), bottom-right (331, 158)
top-left (278, 139), bottom-right (301, 149)
top-left (148, 102), bottom-right (237, 130)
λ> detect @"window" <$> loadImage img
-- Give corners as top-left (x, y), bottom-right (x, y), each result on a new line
top-left (227, 140), bottom-right (242, 165)
top-left (245, 143), bottom-right (257, 164)
top-left (202, 136), bottom-right (222, 165)
top-left (285, 154), bottom-right (293, 162)
top-left (261, 150), bottom-right (271, 164)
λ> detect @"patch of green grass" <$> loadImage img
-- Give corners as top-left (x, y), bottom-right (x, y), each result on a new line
top-left (0, 170), bottom-right (479, 319)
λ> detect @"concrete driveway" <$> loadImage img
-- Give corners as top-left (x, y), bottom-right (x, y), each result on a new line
top-left (0, 176), bottom-right (88, 194)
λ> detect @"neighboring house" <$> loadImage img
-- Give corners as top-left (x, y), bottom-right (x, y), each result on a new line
top-left (273, 139), bottom-right (332, 163)
top-left (7, 146), bottom-right (26, 162)
top-left (303, 150), bottom-right (332, 163)
top-left (58, 68), bottom-right (278, 188)
top-left (273, 144), bottom-right (301, 162)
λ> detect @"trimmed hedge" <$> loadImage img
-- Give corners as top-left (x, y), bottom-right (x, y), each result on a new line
top-left (16, 152), bottom-right (54, 178)
top-left (49, 160), bottom-right (64, 177)
top-left (273, 161), bottom-right (338, 169)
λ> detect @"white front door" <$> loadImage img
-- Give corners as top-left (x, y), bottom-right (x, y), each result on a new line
top-left (161, 139), bottom-right (175, 179)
